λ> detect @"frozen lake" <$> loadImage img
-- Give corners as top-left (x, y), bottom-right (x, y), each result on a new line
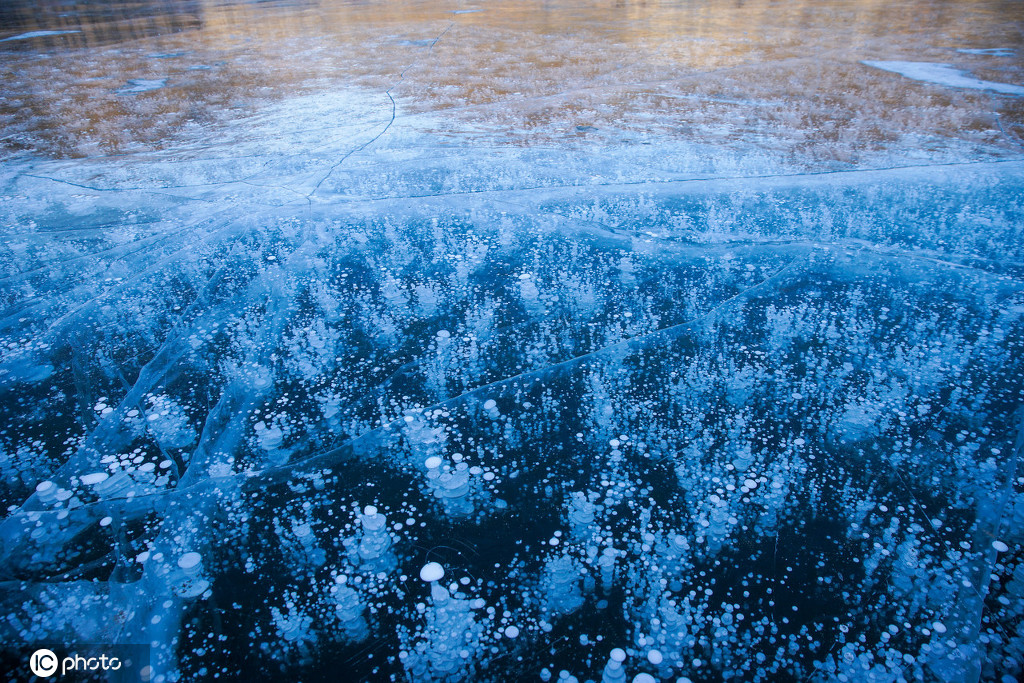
top-left (1, 0), bottom-right (1023, 681)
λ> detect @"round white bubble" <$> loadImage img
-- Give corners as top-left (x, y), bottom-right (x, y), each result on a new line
top-left (610, 648), bottom-right (626, 662)
top-left (177, 552), bottom-right (202, 570)
top-left (647, 649), bottom-right (663, 665)
top-left (419, 562), bottom-right (444, 582)
top-left (993, 540), bottom-right (1009, 553)
top-left (424, 456), bottom-right (443, 469)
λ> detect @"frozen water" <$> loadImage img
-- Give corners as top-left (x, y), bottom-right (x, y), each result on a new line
top-left (957, 48), bottom-right (1015, 57)
top-left (1, 0), bottom-right (1023, 681)
top-left (862, 60), bottom-right (1024, 95)
top-left (0, 30), bottom-right (81, 42)
top-left (117, 78), bottom-right (169, 94)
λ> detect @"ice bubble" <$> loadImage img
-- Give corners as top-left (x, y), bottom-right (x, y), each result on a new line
top-left (504, 625), bottom-right (520, 638)
top-left (610, 648), bottom-right (626, 662)
top-left (437, 330), bottom-right (451, 339)
top-left (99, 516), bottom-right (112, 527)
top-left (430, 582), bottom-right (449, 604)
top-left (932, 621), bottom-right (947, 634)
top-left (425, 456), bottom-right (443, 469)
top-left (178, 552), bottom-right (202, 569)
top-left (632, 675), bottom-right (656, 683)
top-left (647, 649), bottom-right (663, 665)
top-left (993, 540), bottom-right (1009, 552)
top-left (176, 578), bottom-right (210, 598)
top-left (36, 481), bottom-right (58, 503)
top-left (420, 562), bottom-right (445, 582)
top-left (80, 472), bottom-right (109, 485)
top-left (363, 505), bottom-right (378, 516)
top-left (483, 399), bottom-right (497, 410)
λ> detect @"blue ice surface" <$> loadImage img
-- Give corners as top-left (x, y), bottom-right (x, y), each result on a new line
top-left (0, 84), bottom-right (1023, 683)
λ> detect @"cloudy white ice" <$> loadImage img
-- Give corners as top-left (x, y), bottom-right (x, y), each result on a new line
top-left (1, 0), bottom-right (1023, 681)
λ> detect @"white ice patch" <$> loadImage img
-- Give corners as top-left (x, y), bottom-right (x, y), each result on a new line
top-left (956, 48), bottom-right (1014, 57)
top-left (862, 60), bottom-right (1024, 95)
top-left (0, 30), bottom-right (80, 41)
top-left (117, 79), bottom-right (169, 94)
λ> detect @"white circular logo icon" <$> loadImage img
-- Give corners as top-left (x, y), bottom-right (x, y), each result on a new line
top-left (30, 649), bottom-right (59, 677)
